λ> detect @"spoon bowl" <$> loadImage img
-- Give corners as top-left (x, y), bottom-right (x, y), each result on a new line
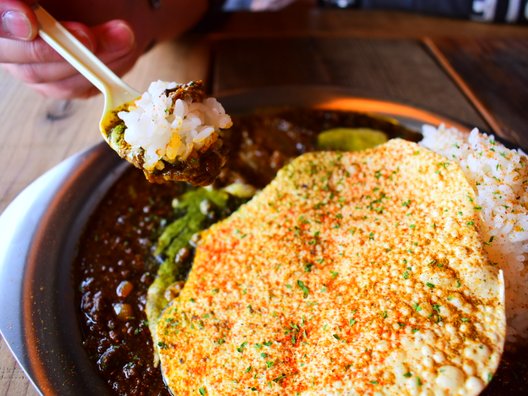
top-left (33, 5), bottom-right (141, 140)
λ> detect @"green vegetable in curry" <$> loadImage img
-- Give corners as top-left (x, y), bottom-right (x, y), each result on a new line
top-left (316, 128), bottom-right (388, 151)
top-left (146, 187), bottom-right (249, 361)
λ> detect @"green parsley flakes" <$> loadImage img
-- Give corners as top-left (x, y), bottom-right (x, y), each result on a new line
top-left (297, 280), bottom-right (310, 298)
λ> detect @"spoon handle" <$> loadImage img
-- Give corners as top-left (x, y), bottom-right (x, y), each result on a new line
top-left (33, 5), bottom-right (140, 102)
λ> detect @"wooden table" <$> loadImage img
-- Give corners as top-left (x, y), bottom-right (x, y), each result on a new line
top-left (1, 5), bottom-right (527, 395)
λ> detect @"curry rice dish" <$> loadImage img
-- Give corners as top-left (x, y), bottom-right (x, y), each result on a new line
top-left (157, 140), bottom-right (505, 395)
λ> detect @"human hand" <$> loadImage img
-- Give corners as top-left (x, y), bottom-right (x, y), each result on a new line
top-left (0, 0), bottom-right (139, 98)
top-left (0, 0), bottom-right (207, 99)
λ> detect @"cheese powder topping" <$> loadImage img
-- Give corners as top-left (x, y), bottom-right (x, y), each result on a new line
top-left (157, 139), bottom-right (505, 395)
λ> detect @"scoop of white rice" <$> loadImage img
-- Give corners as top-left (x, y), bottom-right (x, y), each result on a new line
top-left (118, 80), bottom-right (232, 171)
top-left (421, 125), bottom-right (528, 344)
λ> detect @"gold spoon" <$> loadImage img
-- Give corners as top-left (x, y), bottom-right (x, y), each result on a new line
top-left (33, 5), bottom-right (141, 141)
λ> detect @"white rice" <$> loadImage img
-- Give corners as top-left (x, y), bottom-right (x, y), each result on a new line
top-left (118, 80), bottom-right (232, 171)
top-left (421, 125), bottom-right (528, 344)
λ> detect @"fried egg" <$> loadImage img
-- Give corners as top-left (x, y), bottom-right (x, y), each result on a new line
top-left (157, 139), bottom-right (505, 395)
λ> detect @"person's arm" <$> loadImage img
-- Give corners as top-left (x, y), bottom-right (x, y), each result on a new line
top-left (0, 0), bottom-right (208, 99)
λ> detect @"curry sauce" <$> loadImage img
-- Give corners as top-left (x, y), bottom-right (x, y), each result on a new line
top-left (74, 108), bottom-right (528, 395)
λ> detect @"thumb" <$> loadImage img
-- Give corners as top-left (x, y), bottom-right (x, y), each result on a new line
top-left (0, 0), bottom-right (38, 40)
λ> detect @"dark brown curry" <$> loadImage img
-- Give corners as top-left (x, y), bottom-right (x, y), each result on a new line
top-left (74, 108), bottom-right (527, 395)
